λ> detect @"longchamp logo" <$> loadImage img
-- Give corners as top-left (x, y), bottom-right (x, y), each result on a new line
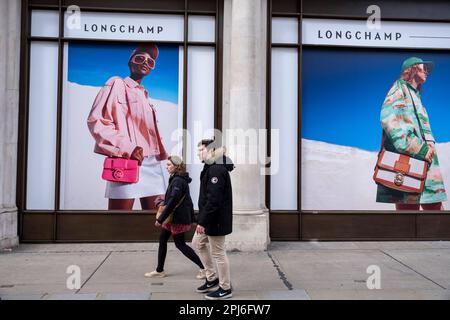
top-left (82, 23), bottom-right (164, 34)
top-left (317, 30), bottom-right (402, 42)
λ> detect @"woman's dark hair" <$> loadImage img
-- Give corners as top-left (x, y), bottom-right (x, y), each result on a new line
top-left (168, 155), bottom-right (186, 174)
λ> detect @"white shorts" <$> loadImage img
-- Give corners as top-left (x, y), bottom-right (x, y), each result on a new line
top-left (105, 156), bottom-right (167, 199)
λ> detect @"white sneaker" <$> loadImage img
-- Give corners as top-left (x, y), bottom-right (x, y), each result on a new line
top-left (196, 269), bottom-right (206, 280)
top-left (144, 270), bottom-right (167, 278)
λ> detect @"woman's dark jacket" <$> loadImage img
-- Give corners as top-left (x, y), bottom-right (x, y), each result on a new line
top-left (157, 172), bottom-right (195, 225)
top-left (197, 153), bottom-right (235, 236)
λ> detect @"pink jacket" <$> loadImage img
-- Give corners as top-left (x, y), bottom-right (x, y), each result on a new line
top-left (87, 76), bottom-right (168, 160)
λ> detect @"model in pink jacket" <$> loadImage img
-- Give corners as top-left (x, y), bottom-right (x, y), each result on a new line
top-left (87, 43), bottom-right (168, 210)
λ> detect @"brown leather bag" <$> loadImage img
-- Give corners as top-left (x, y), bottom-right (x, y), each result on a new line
top-left (156, 195), bottom-right (186, 225)
top-left (373, 149), bottom-right (428, 193)
top-left (373, 87), bottom-right (429, 193)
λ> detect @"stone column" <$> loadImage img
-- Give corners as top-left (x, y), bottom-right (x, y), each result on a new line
top-left (0, 0), bottom-right (21, 249)
top-left (222, 0), bottom-right (269, 251)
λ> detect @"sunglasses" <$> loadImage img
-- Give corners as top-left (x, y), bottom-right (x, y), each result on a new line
top-left (131, 53), bottom-right (155, 69)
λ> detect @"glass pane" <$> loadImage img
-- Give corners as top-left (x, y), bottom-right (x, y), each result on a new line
top-left (272, 17), bottom-right (298, 44)
top-left (188, 15), bottom-right (216, 43)
top-left (60, 42), bottom-right (184, 210)
top-left (270, 48), bottom-right (298, 210)
top-left (31, 10), bottom-right (59, 38)
top-left (187, 46), bottom-right (215, 210)
top-left (27, 42), bottom-right (58, 210)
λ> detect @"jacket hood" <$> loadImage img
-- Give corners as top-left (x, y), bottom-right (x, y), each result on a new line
top-left (171, 172), bottom-right (192, 183)
top-left (205, 147), bottom-right (235, 172)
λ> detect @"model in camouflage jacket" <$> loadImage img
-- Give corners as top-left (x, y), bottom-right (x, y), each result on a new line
top-left (376, 79), bottom-right (447, 204)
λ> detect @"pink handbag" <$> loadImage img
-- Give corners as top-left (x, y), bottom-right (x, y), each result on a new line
top-left (102, 157), bottom-right (139, 183)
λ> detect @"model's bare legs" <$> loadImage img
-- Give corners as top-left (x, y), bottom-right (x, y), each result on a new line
top-left (395, 203), bottom-right (420, 210)
top-left (140, 195), bottom-right (162, 210)
top-left (421, 202), bottom-right (443, 210)
top-left (108, 199), bottom-right (135, 210)
top-left (395, 203), bottom-right (443, 210)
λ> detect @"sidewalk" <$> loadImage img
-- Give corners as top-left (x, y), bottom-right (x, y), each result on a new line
top-left (1, 241), bottom-right (450, 300)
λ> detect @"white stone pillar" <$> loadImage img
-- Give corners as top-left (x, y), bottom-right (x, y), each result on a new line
top-left (223, 0), bottom-right (269, 251)
top-left (0, 0), bottom-right (21, 249)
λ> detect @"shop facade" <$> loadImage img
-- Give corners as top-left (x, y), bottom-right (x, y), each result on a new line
top-left (1, 0), bottom-right (450, 250)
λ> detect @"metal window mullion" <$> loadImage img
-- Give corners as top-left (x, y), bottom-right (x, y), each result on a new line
top-left (18, 0), bottom-right (31, 239)
top-left (266, 0), bottom-right (273, 211)
top-left (52, 0), bottom-right (64, 241)
top-left (214, 0), bottom-right (220, 134)
top-left (298, 0), bottom-right (302, 239)
top-left (182, 0), bottom-right (188, 161)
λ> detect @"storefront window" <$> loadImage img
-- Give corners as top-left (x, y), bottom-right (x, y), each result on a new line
top-left (24, 5), bottom-right (218, 212)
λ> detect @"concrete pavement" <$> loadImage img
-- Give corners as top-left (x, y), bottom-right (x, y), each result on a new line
top-left (1, 241), bottom-right (450, 300)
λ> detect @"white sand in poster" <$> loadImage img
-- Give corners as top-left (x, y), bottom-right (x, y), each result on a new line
top-left (60, 82), bottom-right (180, 210)
top-left (301, 138), bottom-right (450, 210)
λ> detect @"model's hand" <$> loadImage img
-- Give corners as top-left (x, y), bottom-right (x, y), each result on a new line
top-left (155, 221), bottom-right (161, 227)
top-left (425, 148), bottom-right (435, 163)
top-left (196, 225), bottom-right (205, 234)
top-left (131, 146), bottom-right (144, 165)
top-left (425, 143), bottom-right (435, 163)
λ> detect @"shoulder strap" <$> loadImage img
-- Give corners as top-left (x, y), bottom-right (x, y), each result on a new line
top-left (405, 86), bottom-right (426, 141)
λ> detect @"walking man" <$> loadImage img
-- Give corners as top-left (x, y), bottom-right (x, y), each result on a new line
top-left (193, 139), bottom-right (234, 300)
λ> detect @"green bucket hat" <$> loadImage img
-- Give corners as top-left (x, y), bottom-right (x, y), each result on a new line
top-left (401, 57), bottom-right (434, 74)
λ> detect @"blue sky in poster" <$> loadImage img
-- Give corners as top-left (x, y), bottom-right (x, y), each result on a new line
top-left (68, 43), bottom-right (179, 104)
top-left (302, 48), bottom-right (450, 151)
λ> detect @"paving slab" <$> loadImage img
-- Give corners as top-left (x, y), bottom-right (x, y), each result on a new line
top-left (0, 294), bottom-right (45, 300)
top-left (151, 292), bottom-right (205, 300)
top-left (269, 241), bottom-right (450, 251)
top-left (78, 251), bottom-right (203, 294)
top-left (0, 252), bottom-right (108, 295)
top-left (13, 243), bottom-right (159, 253)
top-left (96, 293), bottom-right (151, 300)
top-left (44, 293), bottom-right (98, 300)
top-left (269, 242), bottom-right (360, 251)
top-left (354, 241), bottom-right (450, 250)
top-left (271, 249), bottom-right (440, 290)
top-left (306, 289), bottom-right (450, 300)
top-left (228, 252), bottom-right (286, 292)
top-left (257, 289), bottom-right (311, 300)
top-left (383, 249), bottom-right (450, 289)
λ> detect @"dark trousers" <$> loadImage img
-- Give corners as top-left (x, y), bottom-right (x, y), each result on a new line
top-left (156, 228), bottom-right (204, 272)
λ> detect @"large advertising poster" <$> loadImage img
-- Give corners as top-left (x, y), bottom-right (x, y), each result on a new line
top-left (61, 42), bottom-right (183, 210)
top-left (301, 48), bottom-right (450, 210)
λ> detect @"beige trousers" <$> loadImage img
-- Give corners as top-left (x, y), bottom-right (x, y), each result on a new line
top-left (192, 232), bottom-right (231, 290)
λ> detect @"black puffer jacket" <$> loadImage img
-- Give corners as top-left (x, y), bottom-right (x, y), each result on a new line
top-left (198, 149), bottom-right (235, 236)
top-left (157, 172), bottom-right (195, 225)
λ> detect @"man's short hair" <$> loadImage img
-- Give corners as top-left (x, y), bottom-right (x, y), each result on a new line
top-left (198, 138), bottom-right (217, 151)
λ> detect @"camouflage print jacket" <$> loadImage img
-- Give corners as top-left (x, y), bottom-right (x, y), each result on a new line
top-left (376, 79), bottom-right (447, 204)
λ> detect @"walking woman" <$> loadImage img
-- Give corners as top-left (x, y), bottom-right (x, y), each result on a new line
top-left (87, 43), bottom-right (167, 210)
top-left (377, 57), bottom-right (447, 210)
top-left (145, 156), bottom-right (206, 277)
